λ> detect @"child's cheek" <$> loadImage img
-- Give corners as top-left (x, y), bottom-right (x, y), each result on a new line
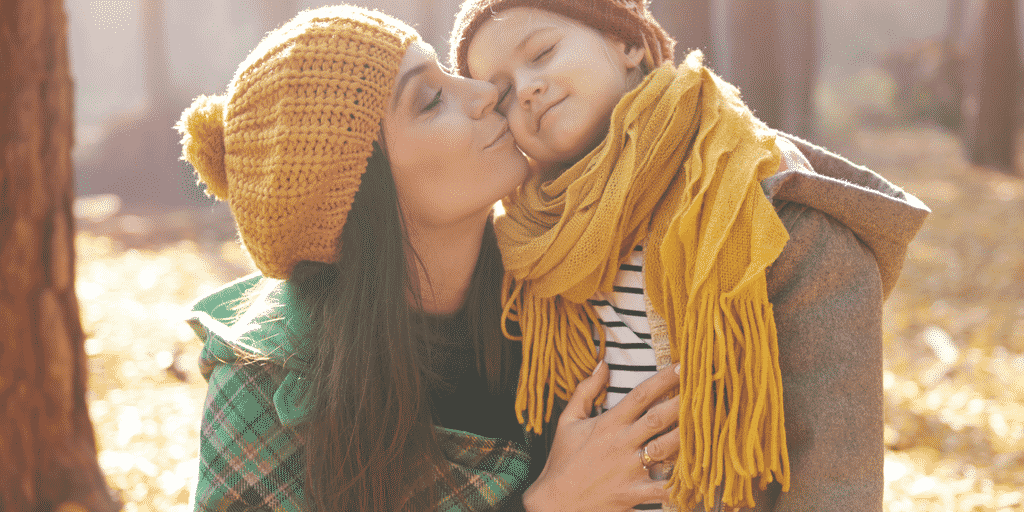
top-left (507, 112), bottom-right (531, 144)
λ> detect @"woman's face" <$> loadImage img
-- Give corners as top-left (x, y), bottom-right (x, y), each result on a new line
top-left (382, 40), bottom-right (529, 232)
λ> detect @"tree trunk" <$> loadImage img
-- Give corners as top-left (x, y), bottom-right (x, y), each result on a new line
top-left (962, 0), bottom-right (1020, 173)
top-left (651, 0), bottom-right (715, 67)
top-left (141, 0), bottom-right (173, 109)
top-left (945, 0), bottom-right (966, 46)
top-left (936, 0), bottom-right (967, 131)
top-left (0, 1), bottom-right (118, 511)
top-left (777, 0), bottom-right (819, 139)
top-left (726, 0), bottom-right (784, 129)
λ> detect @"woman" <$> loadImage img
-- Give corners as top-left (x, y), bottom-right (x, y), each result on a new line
top-left (178, 5), bottom-right (681, 511)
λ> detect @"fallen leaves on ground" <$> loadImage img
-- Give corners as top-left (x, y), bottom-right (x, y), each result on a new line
top-left (842, 127), bottom-right (1024, 512)
top-left (77, 126), bottom-right (1023, 511)
top-left (77, 206), bottom-right (256, 512)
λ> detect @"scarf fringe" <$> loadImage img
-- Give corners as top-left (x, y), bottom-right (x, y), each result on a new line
top-left (669, 288), bottom-right (791, 510)
top-left (502, 275), bottom-right (606, 433)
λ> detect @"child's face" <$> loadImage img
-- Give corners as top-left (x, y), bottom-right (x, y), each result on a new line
top-left (466, 7), bottom-right (644, 170)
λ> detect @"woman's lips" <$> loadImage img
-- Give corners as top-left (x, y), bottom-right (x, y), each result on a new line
top-left (485, 125), bottom-right (510, 149)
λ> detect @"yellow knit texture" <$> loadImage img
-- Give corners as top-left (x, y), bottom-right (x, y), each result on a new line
top-left (177, 5), bottom-right (417, 279)
top-left (496, 50), bottom-right (791, 509)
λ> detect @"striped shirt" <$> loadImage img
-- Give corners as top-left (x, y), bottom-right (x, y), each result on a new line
top-left (588, 243), bottom-right (658, 410)
top-left (589, 242), bottom-right (664, 511)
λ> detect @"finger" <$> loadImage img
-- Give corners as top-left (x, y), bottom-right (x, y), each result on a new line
top-left (630, 481), bottom-right (672, 508)
top-left (560, 360), bottom-right (609, 423)
top-left (629, 393), bottom-right (681, 444)
top-left (640, 425), bottom-right (681, 464)
top-left (604, 363), bottom-right (679, 424)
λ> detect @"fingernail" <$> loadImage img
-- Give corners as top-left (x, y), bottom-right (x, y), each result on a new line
top-left (674, 363), bottom-right (680, 374)
top-left (594, 360), bottom-right (604, 372)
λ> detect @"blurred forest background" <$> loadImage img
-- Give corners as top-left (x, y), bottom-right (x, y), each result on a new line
top-left (68, 0), bottom-right (1024, 210)
top-left (2, 0), bottom-right (1022, 510)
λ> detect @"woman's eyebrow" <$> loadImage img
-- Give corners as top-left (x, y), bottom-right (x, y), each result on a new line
top-left (392, 63), bottom-right (430, 110)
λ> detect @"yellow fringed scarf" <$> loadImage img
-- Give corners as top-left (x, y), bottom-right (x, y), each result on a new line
top-left (495, 51), bottom-right (791, 509)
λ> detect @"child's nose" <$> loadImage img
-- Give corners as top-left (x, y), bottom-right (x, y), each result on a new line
top-left (515, 71), bottom-right (546, 106)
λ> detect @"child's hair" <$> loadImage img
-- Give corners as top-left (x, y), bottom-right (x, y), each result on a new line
top-left (449, 0), bottom-right (676, 78)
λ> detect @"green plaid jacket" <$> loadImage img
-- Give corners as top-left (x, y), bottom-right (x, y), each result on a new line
top-left (188, 274), bottom-right (531, 511)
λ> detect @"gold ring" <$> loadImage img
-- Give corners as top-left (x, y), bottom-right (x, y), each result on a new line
top-left (639, 444), bottom-right (656, 469)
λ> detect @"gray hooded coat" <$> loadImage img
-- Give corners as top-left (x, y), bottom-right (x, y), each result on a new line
top-left (665, 134), bottom-right (930, 512)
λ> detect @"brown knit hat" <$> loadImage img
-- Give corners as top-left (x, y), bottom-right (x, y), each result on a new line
top-left (176, 5), bottom-right (418, 279)
top-left (449, 0), bottom-right (675, 77)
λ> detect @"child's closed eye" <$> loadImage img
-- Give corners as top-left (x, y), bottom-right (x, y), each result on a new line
top-left (533, 45), bottom-right (555, 63)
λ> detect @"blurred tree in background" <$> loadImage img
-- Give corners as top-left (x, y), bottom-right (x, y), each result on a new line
top-left (778, 0), bottom-right (821, 139)
top-left (876, 0), bottom-right (1021, 175)
top-left (651, 0), bottom-right (715, 68)
top-left (961, 0), bottom-right (1020, 174)
top-left (646, 0), bottom-right (821, 140)
top-left (0, 0), bottom-right (117, 510)
top-left (727, 0), bottom-right (786, 131)
top-left (881, 0), bottom-right (966, 132)
top-left (73, 0), bottom-right (301, 211)
top-left (649, 0), bottom-right (822, 141)
top-left (73, 0), bottom-right (200, 210)
top-left (65, 0), bottom-right (1022, 212)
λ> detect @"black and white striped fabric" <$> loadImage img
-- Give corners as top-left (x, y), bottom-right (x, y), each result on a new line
top-left (589, 242), bottom-right (664, 511)
top-left (588, 243), bottom-right (658, 411)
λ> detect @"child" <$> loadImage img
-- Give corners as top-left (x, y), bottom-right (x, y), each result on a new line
top-left (449, 1), bottom-right (930, 511)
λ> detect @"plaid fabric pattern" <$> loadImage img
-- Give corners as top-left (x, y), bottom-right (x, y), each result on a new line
top-left (189, 275), bottom-right (531, 511)
top-left (195, 353), bottom-right (306, 512)
top-left (428, 429), bottom-right (530, 512)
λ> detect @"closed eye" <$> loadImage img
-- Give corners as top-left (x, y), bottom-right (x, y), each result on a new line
top-left (423, 88), bottom-right (442, 112)
top-left (533, 45), bottom-right (554, 63)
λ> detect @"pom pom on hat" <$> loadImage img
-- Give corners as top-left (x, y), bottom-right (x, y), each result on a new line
top-left (176, 95), bottom-right (229, 200)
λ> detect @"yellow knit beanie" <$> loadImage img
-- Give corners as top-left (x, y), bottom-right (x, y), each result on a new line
top-left (176, 5), bottom-right (418, 279)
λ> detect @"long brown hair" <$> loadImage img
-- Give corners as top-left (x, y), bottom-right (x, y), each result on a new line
top-left (290, 141), bottom-right (515, 511)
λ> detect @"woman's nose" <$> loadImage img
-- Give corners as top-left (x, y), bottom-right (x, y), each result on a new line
top-left (467, 77), bottom-right (500, 119)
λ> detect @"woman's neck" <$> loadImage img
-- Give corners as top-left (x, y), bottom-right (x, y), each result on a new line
top-left (405, 214), bottom-right (488, 315)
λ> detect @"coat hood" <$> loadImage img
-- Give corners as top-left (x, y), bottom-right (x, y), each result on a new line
top-left (187, 273), bottom-right (313, 426)
top-left (765, 133), bottom-right (930, 297)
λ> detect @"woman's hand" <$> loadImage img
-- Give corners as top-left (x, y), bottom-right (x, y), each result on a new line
top-left (523, 361), bottom-right (682, 512)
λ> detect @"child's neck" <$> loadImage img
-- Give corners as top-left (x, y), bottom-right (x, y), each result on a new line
top-left (534, 161), bottom-right (568, 182)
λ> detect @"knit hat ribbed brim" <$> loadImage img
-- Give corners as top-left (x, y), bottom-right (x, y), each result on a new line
top-left (448, 0), bottom-right (675, 78)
